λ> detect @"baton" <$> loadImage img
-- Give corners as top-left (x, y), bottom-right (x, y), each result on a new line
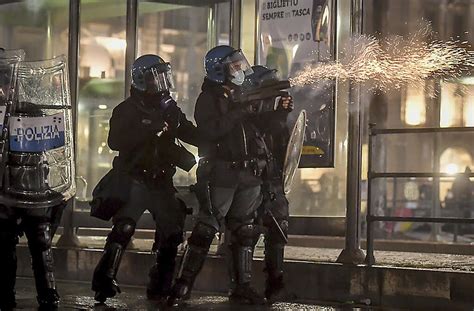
top-left (264, 204), bottom-right (288, 244)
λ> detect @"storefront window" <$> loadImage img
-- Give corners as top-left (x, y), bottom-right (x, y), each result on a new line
top-left (74, 1), bottom-right (231, 205)
top-left (0, 1), bottom-right (69, 60)
top-left (440, 82), bottom-right (474, 127)
top-left (363, 0), bottom-right (474, 243)
top-left (137, 1), bottom-right (231, 187)
top-left (216, 2), bottom-right (230, 45)
top-left (75, 1), bottom-right (126, 203)
top-left (253, 0), bottom-right (344, 217)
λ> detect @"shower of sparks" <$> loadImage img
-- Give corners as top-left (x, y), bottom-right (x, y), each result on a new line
top-left (289, 28), bottom-right (474, 92)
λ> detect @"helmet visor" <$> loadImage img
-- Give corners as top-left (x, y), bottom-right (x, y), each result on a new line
top-left (222, 50), bottom-right (253, 78)
top-left (144, 62), bottom-right (175, 93)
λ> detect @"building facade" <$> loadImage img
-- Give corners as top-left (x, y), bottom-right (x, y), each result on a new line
top-left (0, 0), bottom-right (473, 251)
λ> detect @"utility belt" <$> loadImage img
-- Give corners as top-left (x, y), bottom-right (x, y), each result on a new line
top-left (201, 157), bottom-right (267, 177)
top-left (222, 158), bottom-right (267, 176)
top-left (130, 166), bottom-right (175, 188)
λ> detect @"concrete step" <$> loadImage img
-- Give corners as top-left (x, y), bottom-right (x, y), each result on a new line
top-left (15, 245), bottom-right (474, 310)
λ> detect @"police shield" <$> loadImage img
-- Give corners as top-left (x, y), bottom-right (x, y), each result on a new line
top-left (0, 49), bottom-right (25, 133)
top-left (283, 109), bottom-right (307, 194)
top-left (0, 49), bottom-right (25, 187)
top-left (1, 55), bottom-right (75, 208)
top-left (0, 48), bottom-right (24, 100)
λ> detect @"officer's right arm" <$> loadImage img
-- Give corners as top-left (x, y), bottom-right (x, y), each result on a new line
top-left (194, 92), bottom-right (248, 140)
top-left (108, 103), bottom-right (164, 152)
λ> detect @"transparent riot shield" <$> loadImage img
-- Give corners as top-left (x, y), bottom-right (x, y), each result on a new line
top-left (0, 49), bottom-right (25, 187)
top-left (0, 48), bottom-right (24, 105)
top-left (1, 55), bottom-right (75, 208)
top-left (283, 109), bottom-right (307, 194)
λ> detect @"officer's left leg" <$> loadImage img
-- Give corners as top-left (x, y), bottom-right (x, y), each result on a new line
top-left (0, 213), bottom-right (19, 310)
top-left (92, 182), bottom-right (146, 302)
top-left (147, 190), bottom-right (186, 301)
top-left (92, 217), bottom-right (136, 302)
top-left (226, 183), bottom-right (265, 305)
top-left (168, 186), bottom-right (235, 306)
top-left (262, 183), bottom-right (293, 302)
top-left (22, 208), bottom-right (60, 308)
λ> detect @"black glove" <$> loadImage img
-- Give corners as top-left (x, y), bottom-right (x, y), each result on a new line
top-left (144, 109), bottom-right (166, 134)
top-left (159, 94), bottom-right (177, 111)
top-left (277, 95), bottom-right (294, 112)
top-left (160, 95), bottom-right (180, 129)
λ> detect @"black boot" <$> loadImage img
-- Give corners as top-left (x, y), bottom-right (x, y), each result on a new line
top-left (264, 244), bottom-right (295, 303)
top-left (0, 221), bottom-right (18, 310)
top-left (227, 230), bottom-right (260, 297)
top-left (167, 245), bottom-right (208, 306)
top-left (228, 244), bottom-right (265, 305)
top-left (92, 241), bottom-right (123, 303)
top-left (92, 218), bottom-right (135, 303)
top-left (33, 249), bottom-right (60, 308)
top-left (228, 224), bottom-right (265, 305)
top-left (25, 222), bottom-right (60, 308)
top-left (147, 246), bottom-right (178, 301)
top-left (167, 222), bottom-right (217, 306)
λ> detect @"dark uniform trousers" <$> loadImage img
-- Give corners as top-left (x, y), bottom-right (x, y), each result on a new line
top-left (92, 179), bottom-right (186, 300)
top-left (0, 205), bottom-right (58, 305)
top-left (115, 180), bottom-right (186, 242)
top-left (260, 178), bottom-right (289, 287)
top-left (197, 177), bottom-right (262, 233)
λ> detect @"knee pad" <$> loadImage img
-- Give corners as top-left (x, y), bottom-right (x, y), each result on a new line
top-left (226, 213), bottom-right (255, 232)
top-left (109, 218), bottom-right (136, 246)
top-left (188, 222), bottom-right (217, 249)
top-left (231, 223), bottom-right (258, 247)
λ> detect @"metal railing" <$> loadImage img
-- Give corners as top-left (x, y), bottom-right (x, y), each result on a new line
top-left (365, 124), bottom-right (474, 265)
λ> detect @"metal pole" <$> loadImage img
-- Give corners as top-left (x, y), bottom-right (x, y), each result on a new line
top-left (124, 0), bottom-right (138, 99)
top-left (46, 10), bottom-right (53, 58)
top-left (431, 81), bottom-right (442, 240)
top-left (57, 0), bottom-right (81, 248)
top-left (230, 0), bottom-right (241, 49)
top-left (254, 0), bottom-right (261, 64)
top-left (207, 4), bottom-right (217, 50)
top-left (365, 124), bottom-right (375, 265)
top-left (337, 0), bottom-right (365, 264)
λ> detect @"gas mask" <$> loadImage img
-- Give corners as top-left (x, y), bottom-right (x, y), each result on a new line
top-left (230, 70), bottom-right (245, 86)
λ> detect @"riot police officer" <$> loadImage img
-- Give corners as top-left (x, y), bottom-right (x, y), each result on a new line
top-left (243, 65), bottom-right (294, 303)
top-left (0, 51), bottom-right (74, 309)
top-left (91, 54), bottom-right (199, 303)
top-left (168, 46), bottom-right (268, 305)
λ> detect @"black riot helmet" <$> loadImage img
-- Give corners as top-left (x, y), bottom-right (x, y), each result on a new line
top-left (204, 45), bottom-right (253, 85)
top-left (131, 54), bottom-right (174, 94)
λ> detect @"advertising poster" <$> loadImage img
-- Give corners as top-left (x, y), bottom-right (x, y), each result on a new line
top-left (258, 0), bottom-right (336, 167)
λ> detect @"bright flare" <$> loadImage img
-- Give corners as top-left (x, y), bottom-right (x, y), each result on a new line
top-left (290, 27), bottom-right (474, 92)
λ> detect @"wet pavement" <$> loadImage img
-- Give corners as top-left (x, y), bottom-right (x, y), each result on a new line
top-left (13, 278), bottom-right (377, 311)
